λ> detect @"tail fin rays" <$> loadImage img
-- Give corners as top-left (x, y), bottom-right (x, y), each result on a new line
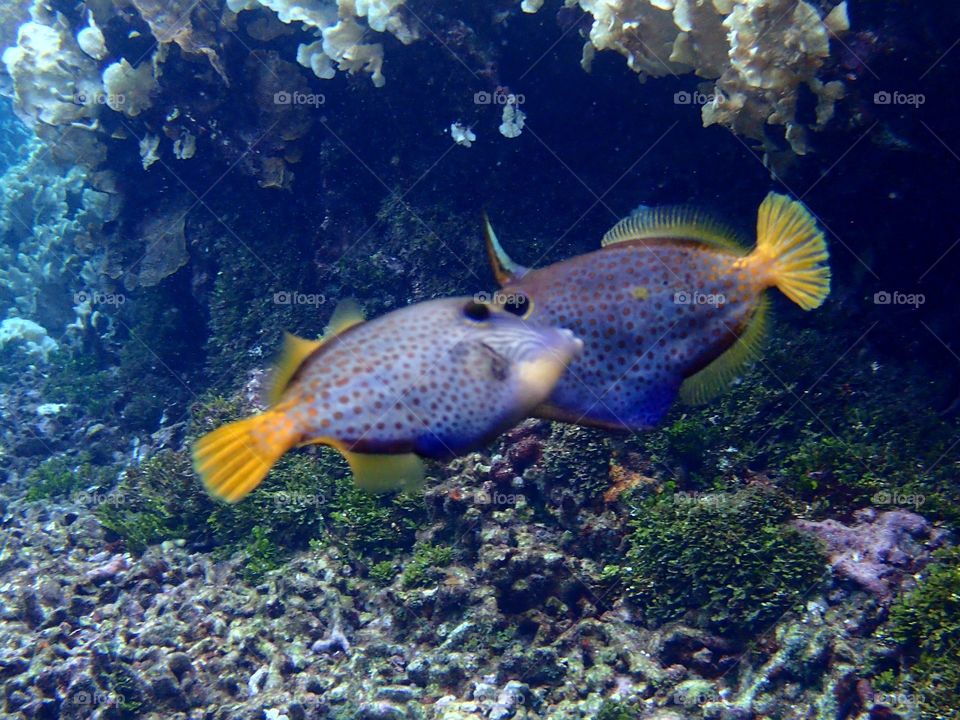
top-left (755, 193), bottom-right (831, 310)
top-left (192, 410), bottom-right (300, 503)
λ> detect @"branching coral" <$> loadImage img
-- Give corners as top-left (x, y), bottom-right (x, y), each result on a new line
top-left (527, 0), bottom-right (849, 156)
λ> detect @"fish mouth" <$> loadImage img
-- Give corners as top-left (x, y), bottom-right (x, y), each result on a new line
top-left (513, 328), bottom-right (583, 406)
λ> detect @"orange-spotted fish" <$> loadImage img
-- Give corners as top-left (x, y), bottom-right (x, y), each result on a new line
top-left (193, 297), bottom-right (583, 502)
top-left (482, 193), bottom-right (830, 429)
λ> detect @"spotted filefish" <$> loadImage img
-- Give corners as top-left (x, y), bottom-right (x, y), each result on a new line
top-left (482, 193), bottom-right (830, 430)
top-left (193, 297), bottom-right (583, 502)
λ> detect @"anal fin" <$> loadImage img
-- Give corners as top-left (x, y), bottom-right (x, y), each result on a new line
top-left (342, 450), bottom-right (426, 494)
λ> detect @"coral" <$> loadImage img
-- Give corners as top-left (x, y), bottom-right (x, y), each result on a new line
top-left (0, 136), bottom-right (120, 342)
top-left (526, 0), bottom-right (849, 155)
top-left (101, 59), bottom-right (158, 118)
top-left (229, 0), bottom-right (419, 87)
top-left (611, 486), bottom-right (826, 635)
top-left (1, 3), bottom-right (102, 128)
top-left (0, 317), bottom-right (56, 360)
top-left (795, 509), bottom-right (948, 597)
top-left (129, 0), bottom-right (228, 84)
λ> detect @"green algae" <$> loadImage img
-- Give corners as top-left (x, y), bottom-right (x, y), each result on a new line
top-left (401, 543), bottom-right (455, 588)
top-left (24, 453), bottom-right (113, 501)
top-left (596, 699), bottom-right (642, 720)
top-left (97, 394), bottom-right (428, 564)
top-left (878, 547), bottom-right (960, 718)
top-left (609, 486), bottom-right (826, 636)
top-left (630, 320), bottom-right (959, 523)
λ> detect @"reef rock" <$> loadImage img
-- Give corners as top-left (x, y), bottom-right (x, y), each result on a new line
top-left (795, 509), bottom-right (949, 597)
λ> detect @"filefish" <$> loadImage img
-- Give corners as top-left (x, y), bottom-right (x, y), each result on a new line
top-left (483, 193), bottom-right (830, 430)
top-left (193, 297), bottom-right (583, 502)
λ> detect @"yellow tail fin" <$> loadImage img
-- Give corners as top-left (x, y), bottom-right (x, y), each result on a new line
top-left (192, 410), bottom-right (300, 503)
top-left (755, 193), bottom-right (830, 310)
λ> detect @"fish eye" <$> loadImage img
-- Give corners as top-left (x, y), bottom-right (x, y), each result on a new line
top-left (503, 293), bottom-right (531, 317)
top-left (462, 300), bottom-right (491, 322)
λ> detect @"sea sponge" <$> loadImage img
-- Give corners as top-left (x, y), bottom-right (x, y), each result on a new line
top-left (528, 0), bottom-right (849, 156)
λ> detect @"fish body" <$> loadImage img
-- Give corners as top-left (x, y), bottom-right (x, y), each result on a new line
top-left (194, 297), bottom-right (582, 501)
top-left (484, 193), bottom-right (830, 430)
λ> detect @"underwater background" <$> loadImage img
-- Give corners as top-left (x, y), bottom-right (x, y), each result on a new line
top-left (1, 1), bottom-right (959, 718)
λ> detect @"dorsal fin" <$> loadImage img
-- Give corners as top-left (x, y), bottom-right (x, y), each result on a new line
top-left (602, 205), bottom-right (747, 255)
top-left (483, 213), bottom-right (529, 286)
top-left (267, 299), bottom-right (365, 406)
top-left (267, 333), bottom-right (323, 406)
top-left (679, 295), bottom-right (769, 405)
top-left (324, 298), bottom-right (365, 337)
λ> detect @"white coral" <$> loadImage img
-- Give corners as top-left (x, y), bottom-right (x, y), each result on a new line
top-left (230, 0), bottom-right (417, 86)
top-left (2, 6), bottom-right (103, 127)
top-left (529, 0), bottom-right (849, 155)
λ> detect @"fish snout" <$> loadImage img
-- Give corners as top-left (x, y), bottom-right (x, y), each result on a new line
top-left (543, 326), bottom-right (584, 365)
top-left (513, 327), bottom-right (583, 405)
